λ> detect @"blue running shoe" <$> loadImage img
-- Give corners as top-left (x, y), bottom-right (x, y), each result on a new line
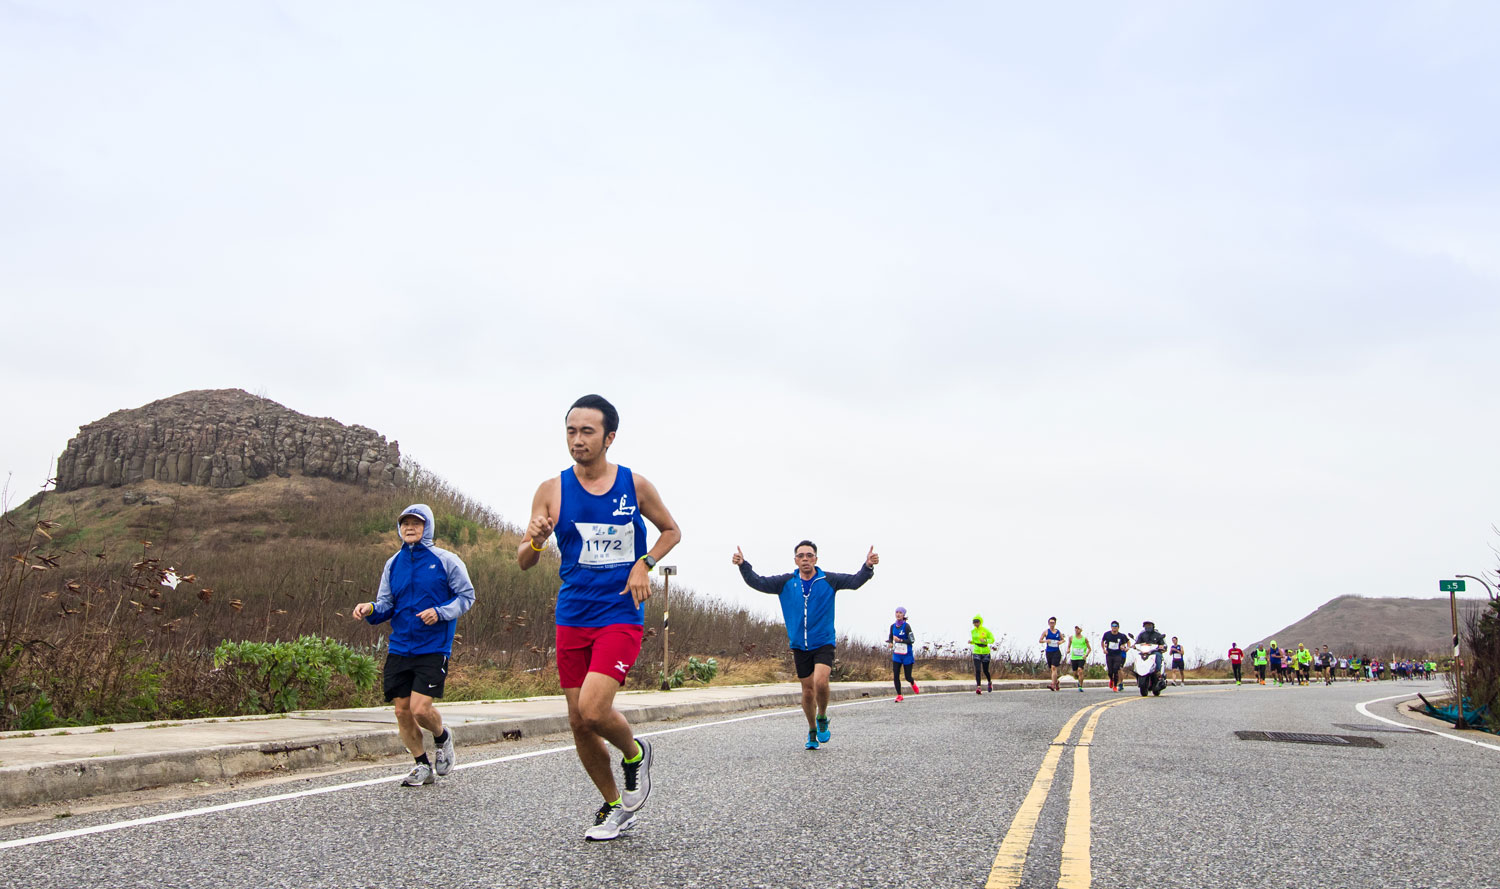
top-left (805, 730), bottom-right (819, 750)
top-left (815, 715), bottom-right (830, 743)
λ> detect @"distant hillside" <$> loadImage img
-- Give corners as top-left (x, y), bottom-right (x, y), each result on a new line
top-left (0, 390), bottom-right (801, 728)
top-left (1248, 595), bottom-right (1484, 658)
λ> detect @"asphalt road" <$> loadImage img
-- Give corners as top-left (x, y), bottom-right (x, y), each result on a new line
top-left (2, 680), bottom-right (1494, 888)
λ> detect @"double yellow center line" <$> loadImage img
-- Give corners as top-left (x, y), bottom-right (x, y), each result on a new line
top-left (985, 696), bottom-right (1137, 888)
top-left (986, 690), bottom-right (1226, 888)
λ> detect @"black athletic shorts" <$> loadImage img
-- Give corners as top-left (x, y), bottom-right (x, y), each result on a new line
top-left (384, 652), bottom-right (449, 701)
top-left (792, 644), bottom-right (836, 679)
top-left (1070, 658), bottom-right (1087, 671)
top-left (1045, 649), bottom-right (1062, 667)
top-left (1171, 659), bottom-right (1185, 671)
top-left (972, 653), bottom-right (992, 664)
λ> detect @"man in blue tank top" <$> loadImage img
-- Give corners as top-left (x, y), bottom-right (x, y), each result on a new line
top-left (1040, 617), bottom-right (1064, 691)
top-left (518, 394), bottom-right (682, 842)
top-left (733, 540), bottom-right (878, 749)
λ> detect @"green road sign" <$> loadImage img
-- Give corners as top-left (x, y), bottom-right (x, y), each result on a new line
top-left (1440, 580), bottom-right (1465, 592)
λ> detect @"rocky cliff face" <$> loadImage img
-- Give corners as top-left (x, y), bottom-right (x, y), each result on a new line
top-left (55, 389), bottom-right (403, 491)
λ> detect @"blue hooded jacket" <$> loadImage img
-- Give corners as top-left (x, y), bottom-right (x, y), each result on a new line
top-left (738, 560), bottom-right (874, 651)
top-left (366, 503), bottom-right (476, 657)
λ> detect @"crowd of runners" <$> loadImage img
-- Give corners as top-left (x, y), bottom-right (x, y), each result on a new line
top-left (1237, 641), bottom-right (1438, 686)
top-left (899, 621), bottom-right (1443, 696)
top-left (346, 392), bottom-right (1443, 843)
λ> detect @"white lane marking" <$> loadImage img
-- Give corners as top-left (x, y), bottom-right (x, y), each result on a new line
top-left (1355, 692), bottom-right (1500, 753)
top-left (0, 696), bottom-right (888, 850)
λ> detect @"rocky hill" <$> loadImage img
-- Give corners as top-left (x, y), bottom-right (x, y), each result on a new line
top-left (54, 389), bottom-right (403, 490)
top-left (1247, 594), bottom-right (1484, 658)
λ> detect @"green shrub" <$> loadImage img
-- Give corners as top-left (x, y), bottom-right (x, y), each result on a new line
top-left (685, 656), bottom-right (719, 683)
top-left (212, 636), bottom-right (377, 713)
top-left (435, 514), bottom-right (481, 547)
top-left (15, 693), bottom-right (58, 731)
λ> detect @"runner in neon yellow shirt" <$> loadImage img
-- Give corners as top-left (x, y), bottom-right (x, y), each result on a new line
top-left (971, 615), bottom-right (995, 694)
top-left (1067, 626), bottom-right (1092, 693)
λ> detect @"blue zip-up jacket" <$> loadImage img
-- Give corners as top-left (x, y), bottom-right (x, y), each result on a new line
top-left (738, 561), bottom-right (874, 651)
top-left (366, 503), bottom-right (476, 657)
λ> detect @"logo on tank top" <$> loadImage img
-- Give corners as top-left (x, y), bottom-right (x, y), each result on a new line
top-left (613, 494), bottom-right (637, 517)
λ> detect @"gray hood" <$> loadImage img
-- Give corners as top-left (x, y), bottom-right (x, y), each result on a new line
top-left (397, 503), bottom-right (436, 547)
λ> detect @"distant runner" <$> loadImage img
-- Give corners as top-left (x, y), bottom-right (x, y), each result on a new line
top-left (888, 607), bottom-right (919, 701)
top-left (970, 614), bottom-right (995, 694)
top-left (734, 540), bottom-right (878, 749)
top-left (1102, 621), bottom-right (1130, 692)
top-left (1068, 626), bottom-right (1092, 692)
top-left (1252, 645), bottom-right (1268, 685)
top-left (1040, 617), bottom-right (1064, 692)
top-left (1169, 636), bottom-right (1185, 686)
top-left (1227, 642), bottom-right (1244, 686)
top-left (353, 503), bottom-right (475, 787)
top-left (518, 394), bottom-right (682, 841)
top-left (1295, 644), bottom-right (1312, 686)
top-left (1267, 641), bottom-right (1284, 687)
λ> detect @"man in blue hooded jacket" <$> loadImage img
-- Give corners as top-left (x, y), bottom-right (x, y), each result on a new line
top-left (353, 503), bottom-right (475, 786)
top-left (733, 540), bottom-right (878, 749)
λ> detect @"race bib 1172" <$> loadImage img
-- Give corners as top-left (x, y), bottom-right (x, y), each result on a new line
top-left (574, 522), bottom-right (636, 567)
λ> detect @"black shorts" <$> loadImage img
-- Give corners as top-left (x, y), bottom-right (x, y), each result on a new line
top-left (1171, 659), bottom-right (1185, 671)
top-left (1070, 658), bottom-right (1087, 671)
top-left (384, 652), bottom-right (449, 701)
top-left (972, 653), bottom-right (992, 664)
top-left (792, 644), bottom-right (836, 679)
top-left (1045, 650), bottom-right (1062, 667)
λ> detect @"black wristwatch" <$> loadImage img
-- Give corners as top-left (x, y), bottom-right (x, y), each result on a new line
top-left (641, 554), bottom-right (658, 570)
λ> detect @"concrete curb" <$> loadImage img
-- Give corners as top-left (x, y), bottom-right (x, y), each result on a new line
top-left (0, 677), bottom-right (1233, 809)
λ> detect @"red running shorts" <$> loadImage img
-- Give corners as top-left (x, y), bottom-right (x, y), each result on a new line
top-left (556, 623), bottom-right (644, 688)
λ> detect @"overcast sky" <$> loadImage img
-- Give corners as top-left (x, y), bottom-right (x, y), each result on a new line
top-left (4, 2), bottom-right (1497, 660)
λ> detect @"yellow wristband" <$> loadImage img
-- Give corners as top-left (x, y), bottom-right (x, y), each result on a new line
top-left (529, 538), bottom-right (546, 552)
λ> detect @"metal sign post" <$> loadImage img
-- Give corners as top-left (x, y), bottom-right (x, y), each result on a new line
top-left (1440, 579), bottom-right (1468, 729)
top-left (659, 565), bottom-right (677, 691)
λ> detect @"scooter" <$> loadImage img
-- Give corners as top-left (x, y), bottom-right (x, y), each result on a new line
top-left (1130, 643), bottom-right (1168, 697)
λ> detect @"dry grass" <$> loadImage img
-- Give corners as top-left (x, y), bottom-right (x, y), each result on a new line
top-left (0, 462), bottom-right (789, 727)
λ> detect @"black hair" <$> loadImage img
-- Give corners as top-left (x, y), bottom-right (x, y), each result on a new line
top-left (568, 394), bottom-right (619, 435)
top-left (1048, 616), bottom-right (1056, 622)
top-left (794, 540), bottom-right (817, 554)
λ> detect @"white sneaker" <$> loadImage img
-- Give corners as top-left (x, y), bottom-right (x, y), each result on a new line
top-left (584, 804), bottom-right (637, 841)
top-left (401, 762), bottom-right (435, 786)
top-left (620, 737), bottom-right (652, 812)
top-left (434, 728), bottom-right (456, 776)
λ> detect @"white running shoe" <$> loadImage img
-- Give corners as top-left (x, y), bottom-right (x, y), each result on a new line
top-left (620, 737), bottom-right (653, 812)
top-left (433, 728), bottom-right (456, 776)
top-left (401, 762), bottom-right (435, 786)
top-left (585, 804), bottom-right (637, 841)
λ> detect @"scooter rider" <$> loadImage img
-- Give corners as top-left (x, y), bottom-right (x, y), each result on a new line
top-left (1137, 620), bottom-right (1167, 691)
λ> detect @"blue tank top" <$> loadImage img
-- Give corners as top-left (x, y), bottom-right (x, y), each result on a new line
top-left (1044, 628), bottom-right (1063, 650)
top-left (555, 465), bottom-right (648, 628)
top-left (890, 622), bottom-right (914, 663)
